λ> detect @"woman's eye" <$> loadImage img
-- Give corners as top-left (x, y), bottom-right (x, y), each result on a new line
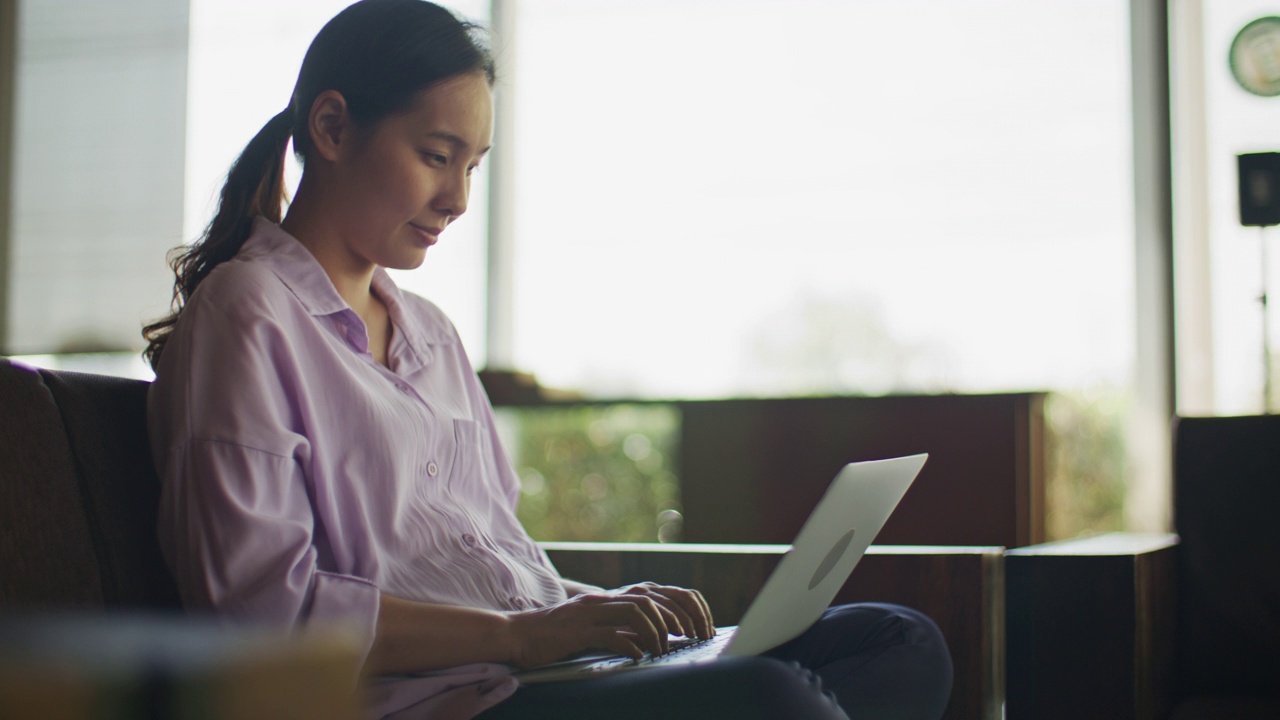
top-left (421, 152), bottom-right (448, 166)
top-left (466, 164), bottom-right (480, 176)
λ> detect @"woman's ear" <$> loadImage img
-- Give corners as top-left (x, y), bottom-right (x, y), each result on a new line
top-left (307, 90), bottom-right (351, 163)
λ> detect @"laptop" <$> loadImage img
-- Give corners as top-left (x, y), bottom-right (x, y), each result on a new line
top-left (515, 453), bottom-right (928, 683)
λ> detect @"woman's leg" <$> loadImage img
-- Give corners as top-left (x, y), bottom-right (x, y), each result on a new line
top-left (476, 656), bottom-right (849, 720)
top-left (765, 603), bottom-right (953, 720)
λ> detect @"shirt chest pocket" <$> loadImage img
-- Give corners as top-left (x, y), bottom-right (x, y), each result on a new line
top-left (446, 418), bottom-right (495, 493)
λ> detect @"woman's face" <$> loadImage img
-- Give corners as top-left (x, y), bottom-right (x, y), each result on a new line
top-left (326, 71), bottom-right (493, 272)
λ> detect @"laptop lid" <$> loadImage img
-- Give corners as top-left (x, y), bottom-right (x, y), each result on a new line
top-left (724, 453), bottom-right (928, 657)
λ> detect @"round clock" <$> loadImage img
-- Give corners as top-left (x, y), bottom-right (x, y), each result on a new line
top-left (1230, 16), bottom-right (1280, 97)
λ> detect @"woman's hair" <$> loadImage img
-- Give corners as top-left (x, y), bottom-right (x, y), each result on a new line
top-left (142, 0), bottom-right (494, 369)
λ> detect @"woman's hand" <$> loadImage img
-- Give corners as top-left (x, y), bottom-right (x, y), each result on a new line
top-left (504, 583), bottom-right (715, 669)
top-left (602, 582), bottom-right (716, 643)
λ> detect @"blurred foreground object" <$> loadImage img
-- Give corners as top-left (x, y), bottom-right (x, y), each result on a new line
top-left (0, 615), bottom-right (362, 720)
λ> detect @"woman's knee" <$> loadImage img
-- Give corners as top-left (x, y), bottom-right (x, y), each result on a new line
top-left (820, 603), bottom-right (950, 658)
top-left (814, 604), bottom-right (954, 720)
top-left (885, 604), bottom-right (951, 682)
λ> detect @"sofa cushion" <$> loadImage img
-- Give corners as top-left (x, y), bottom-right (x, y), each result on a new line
top-left (39, 367), bottom-right (179, 609)
top-left (0, 359), bottom-right (178, 611)
top-left (0, 360), bottom-right (107, 608)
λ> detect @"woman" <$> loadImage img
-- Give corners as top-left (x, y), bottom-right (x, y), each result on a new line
top-left (144, 2), bottom-right (952, 718)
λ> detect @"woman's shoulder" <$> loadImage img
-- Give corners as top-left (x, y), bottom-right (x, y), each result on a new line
top-left (186, 256), bottom-right (297, 322)
top-left (203, 252), bottom-right (288, 293)
top-left (154, 241), bottom-right (326, 410)
top-left (188, 223), bottom-right (333, 324)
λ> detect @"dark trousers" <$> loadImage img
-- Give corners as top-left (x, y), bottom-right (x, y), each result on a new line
top-left (476, 603), bottom-right (954, 720)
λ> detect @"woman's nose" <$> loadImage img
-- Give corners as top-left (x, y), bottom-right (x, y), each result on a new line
top-left (434, 169), bottom-right (470, 219)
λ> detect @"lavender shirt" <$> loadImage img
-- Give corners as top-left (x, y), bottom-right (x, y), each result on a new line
top-left (149, 218), bottom-right (567, 719)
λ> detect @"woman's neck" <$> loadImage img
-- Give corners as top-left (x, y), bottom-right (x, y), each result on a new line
top-left (280, 185), bottom-right (379, 317)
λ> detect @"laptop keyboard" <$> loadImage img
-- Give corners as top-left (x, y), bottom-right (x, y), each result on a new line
top-left (631, 631), bottom-right (733, 667)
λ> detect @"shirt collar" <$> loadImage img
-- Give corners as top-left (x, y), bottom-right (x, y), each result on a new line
top-left (239, 217), bottom-right (455, 353)
top-left (371, 265), bottom-right (452, 359)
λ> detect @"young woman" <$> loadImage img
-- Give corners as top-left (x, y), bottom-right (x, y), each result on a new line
top-left (144, 2), bottom-right (952, 718)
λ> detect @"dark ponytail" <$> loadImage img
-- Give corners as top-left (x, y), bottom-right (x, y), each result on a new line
top-left (142, 108), bottom-right (292, 369)
top-left (143, 0), bottom-right (494, 370)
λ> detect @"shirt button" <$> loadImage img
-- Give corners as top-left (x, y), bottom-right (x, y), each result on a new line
top-left (395, 383), bottom-right (411, 394)
top-left (462, 533), bottom-right (477, 547)
top-left (427, 461), bottom-right (439, 477)
top-left (512, 597), bottom-right (527, 609)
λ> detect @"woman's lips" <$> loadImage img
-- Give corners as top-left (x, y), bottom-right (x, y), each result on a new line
top-left (409, 222), bottom-right (442, 246)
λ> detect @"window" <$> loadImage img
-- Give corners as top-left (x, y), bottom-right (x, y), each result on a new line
top-left (3, 0), bottom-right (186, 360)
top-left (503, 0), bottom-right (1140, 539)
top-left (505, 0), bottom-right (1135, 400)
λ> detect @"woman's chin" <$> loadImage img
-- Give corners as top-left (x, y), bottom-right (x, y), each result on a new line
top-left (385, 249), bottom-right (429, 272)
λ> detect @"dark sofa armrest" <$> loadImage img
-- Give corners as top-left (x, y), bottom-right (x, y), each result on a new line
top-left (1004, 532), bottom-right (1178, 720)
top-left (541, 542), bottom-right (1005, 720)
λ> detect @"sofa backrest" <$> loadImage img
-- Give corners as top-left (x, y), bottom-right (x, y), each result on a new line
top-left (0, 359), bottom-right (179, 611)
top-left (1174, 414), bottom-right (1280, 700)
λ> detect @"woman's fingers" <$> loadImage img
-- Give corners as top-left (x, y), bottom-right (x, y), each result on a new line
top-left (577, 594), bottom-right (667, 654)
top-left (628, 584), bottom-right (693, 637)
top-left (589, 627), bottom-right (644, 660)
top-left (624, 583), bottom-right (715, 639)
top-left (613, 596), bottom-right (668, 654)
top-left (669, 586), bottom-right (715, 638)
top-left (642, 593), bottom-right (689, 638)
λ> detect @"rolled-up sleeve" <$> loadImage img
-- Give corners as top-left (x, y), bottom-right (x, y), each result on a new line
top-left (164, 438), bottom-right (379, 660)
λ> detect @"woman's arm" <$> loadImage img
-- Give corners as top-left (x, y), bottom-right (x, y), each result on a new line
top-left (365, 594), bottom-right (513, 675)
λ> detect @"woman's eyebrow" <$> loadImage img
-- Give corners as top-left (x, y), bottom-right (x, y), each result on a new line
top-left (425, 131), bottom-right (491, 156)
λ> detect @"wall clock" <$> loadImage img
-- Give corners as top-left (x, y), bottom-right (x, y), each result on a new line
top-left (1230, 16), bottom-right (1280, 97)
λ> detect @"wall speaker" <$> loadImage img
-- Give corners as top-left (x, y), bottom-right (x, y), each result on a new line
top-left (1239, 152), bottom-right (1280, 227)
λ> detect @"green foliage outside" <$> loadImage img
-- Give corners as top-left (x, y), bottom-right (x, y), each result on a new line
top-left (499, 404), bottom-right (683, 543)
top-left (1043, 389), bottom-right (1129, 540)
